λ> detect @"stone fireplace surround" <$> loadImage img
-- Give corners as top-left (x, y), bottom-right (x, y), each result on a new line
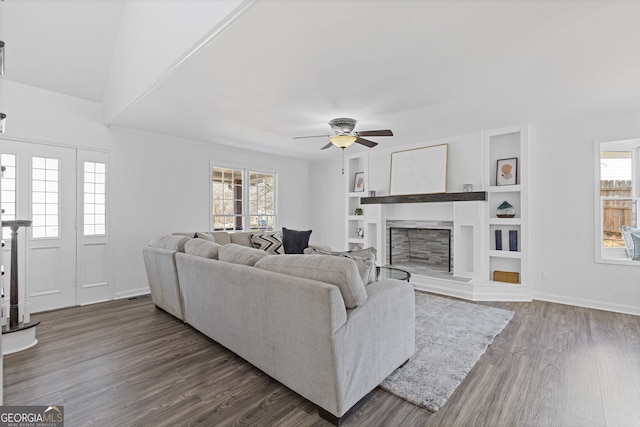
top-left (385, 220), bottom-right (454, 278)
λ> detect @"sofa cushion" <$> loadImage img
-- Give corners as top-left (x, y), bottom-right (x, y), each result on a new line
top-left (149, 235), bottom-right (190, 252)
top-left (230, 232), bottom-right (254, 247)
top-left (304, 247), bottom-right (377, 285)
top-left (196, 231), bottom-right (231, 245)
top-left (250, 231), bottom-right (285, 254)
top-left (282, 227), bottom-right (312, 254)
top-left (255, 254), bottom-right (367, 308)
top-left (184, 238), bottom-right (221, 259)
top-left (218, 243), bottom-right (269, 266)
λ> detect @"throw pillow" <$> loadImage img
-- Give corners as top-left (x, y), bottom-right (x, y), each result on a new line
top-left (254, 254), bottom-right (367, 308)
top-left (631, 232), bottom-right (640, 261)
top-left (184, 238), bottom-right (221, 259)
top-left (250, 231), bottom-right (284, 254)
top-left (621, 226), bottom-right (640, 258)
top-left (282, 227), bottom-right (312, 254)
top-left (304, 247), bottom-right (377, 285)
top-left (218, 243), bottom-right (269, 266)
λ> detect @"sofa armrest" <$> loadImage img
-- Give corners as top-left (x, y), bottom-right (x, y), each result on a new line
top-left (331, 279), bottom-right (415, 416)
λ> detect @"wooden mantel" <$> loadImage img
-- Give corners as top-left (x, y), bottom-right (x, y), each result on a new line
top-left (361, 191), bottom-right (487, 204)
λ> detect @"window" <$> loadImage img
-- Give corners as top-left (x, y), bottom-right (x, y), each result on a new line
top-left (83, 161), bottom-right (107, 236)
top-left (596, 139), bottom-right (639, 263)
top-left (32, 156), bottom-right (59, 238)
top-left (211, 166), bottom-right (276, 231)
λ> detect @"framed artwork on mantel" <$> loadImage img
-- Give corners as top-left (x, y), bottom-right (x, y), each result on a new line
top-left (389, 144), bottom-right (448, 195)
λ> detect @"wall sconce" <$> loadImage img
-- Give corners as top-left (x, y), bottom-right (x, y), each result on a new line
top-left (0, 40), bottom-right (4, 76)
top-left (0, 113), bottom-right (6, 133)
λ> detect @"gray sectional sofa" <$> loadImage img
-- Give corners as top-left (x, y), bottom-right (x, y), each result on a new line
top-left (143, 231), bottom-right (415, 425)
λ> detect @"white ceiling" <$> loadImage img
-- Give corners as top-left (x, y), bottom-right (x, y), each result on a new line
top-left (3, 0), bottom-right (640, 161)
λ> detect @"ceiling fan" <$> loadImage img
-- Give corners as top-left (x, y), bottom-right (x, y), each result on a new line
top-left (293, 118), bottom-right (393, 150)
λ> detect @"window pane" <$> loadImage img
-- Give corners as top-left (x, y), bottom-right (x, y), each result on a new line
top-left (32, 156), bottom-right (59, 238)
top-left (600, 151), bottom-right (635, 248)
top-left (83, 161), bottom-right (107, 236)
top-left (212, 166), bottom-right (244, 231)
top-left (1, 154), bottom-right (17, 239)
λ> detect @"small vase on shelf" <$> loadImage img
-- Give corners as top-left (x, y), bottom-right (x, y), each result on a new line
top-left (496, 201), bottom-right (516, 218)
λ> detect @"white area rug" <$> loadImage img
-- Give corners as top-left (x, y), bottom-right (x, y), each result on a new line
top-left (380, 292), bottom-right (514, 413)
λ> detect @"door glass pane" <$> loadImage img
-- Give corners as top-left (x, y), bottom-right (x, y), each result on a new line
top-left (1, 154), bottom-right (16, 239)
top-left (32, 156), bottom-right (60, 238)
top-left (83, 161), bottom-right (107, 236)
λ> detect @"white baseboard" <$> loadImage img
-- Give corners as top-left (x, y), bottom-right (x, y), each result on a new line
top-left (411, 275), bottom-right (532, 302)
top-left (115, 287), bottom-right (150, 300)
top-left (532, 292), bottom-right (640, 316)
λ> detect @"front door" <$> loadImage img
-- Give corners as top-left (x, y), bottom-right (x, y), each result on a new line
top-left (2, 140), bottom-right (77, 313)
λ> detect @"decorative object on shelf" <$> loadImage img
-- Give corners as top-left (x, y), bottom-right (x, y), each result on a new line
top-left (463, 184), bottom-right (473, 192)
top-left (390, 144), bottom-right (448, 195)
top-left (509, 229), bottom-right (518, 251)
top-left (496, 157), bottom-right (518, 186)
top-left (493, 270), bottom-right (519, 284)
top-left (368, 190), bottom-right (376, 197)
top-left (353, 172), bottom-right (365, 192)
top-left (0, 112), bottom-right (5, 134)
top-left (496, 200), bottom-right (516, 218)
top-left (495, 230), bottom-right (502, 250)
top-left (356, 228), bottom-right (364, 238)
top-left (354, 208), bottom-right (363, 216)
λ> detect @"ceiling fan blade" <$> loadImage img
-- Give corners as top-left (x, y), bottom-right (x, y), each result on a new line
top-left (320, 142), bottom-right (334, 150)
top-left (356, 129), bottom-right (393, 137)
top-left (355, 137), bottom-right (378, 148)
top-left (292, 134), bottom-right (330, 139)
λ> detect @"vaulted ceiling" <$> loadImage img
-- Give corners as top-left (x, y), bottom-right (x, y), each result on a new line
top-left (2, 0), bottom-right (640, 160)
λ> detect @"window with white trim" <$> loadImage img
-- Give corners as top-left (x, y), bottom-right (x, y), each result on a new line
top-left (596, 139), bottom-right (639, 263)
top-left (211, 166), bottom-right (276, 231)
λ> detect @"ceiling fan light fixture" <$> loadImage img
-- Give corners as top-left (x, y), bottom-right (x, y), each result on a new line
top-left (330, 135), bottom-right (357, 148)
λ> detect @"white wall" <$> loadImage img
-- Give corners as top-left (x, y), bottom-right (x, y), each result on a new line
top-left (529, 111), bottom-right (640, 314)
top-left (309, 114), bottom-right (640, 314)
top-left (1, 80), bottom-right (310, 299)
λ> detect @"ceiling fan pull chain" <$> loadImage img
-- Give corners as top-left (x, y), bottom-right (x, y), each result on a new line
top-left (341, 147), bottom-right (345, 174)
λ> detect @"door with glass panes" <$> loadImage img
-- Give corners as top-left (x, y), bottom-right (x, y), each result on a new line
top-left (1, 141), bottom-right (110, 313)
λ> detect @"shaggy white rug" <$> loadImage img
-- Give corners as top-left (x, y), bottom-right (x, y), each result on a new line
top-left (379, 292), bottom-right (514, 413)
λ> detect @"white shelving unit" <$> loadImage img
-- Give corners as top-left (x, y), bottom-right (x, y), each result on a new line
top-left (344, 154), bottom-right (368, 251)
top-left (482, 125), bottom-right (529, 291)
top-left (343, 152), bottom-right (384, 256)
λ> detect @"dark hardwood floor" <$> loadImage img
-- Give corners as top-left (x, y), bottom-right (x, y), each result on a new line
top-left (3, 293), bottom-right (639, 426)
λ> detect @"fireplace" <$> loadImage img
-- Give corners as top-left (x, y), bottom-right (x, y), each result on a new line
top-left (386, 220), bottom-right (453, 274)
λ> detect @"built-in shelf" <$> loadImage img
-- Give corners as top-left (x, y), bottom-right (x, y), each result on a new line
top-left (361, 191), bottom-right (487, 205)
top-left (489, 250), bottom-right (521, 259)
top-left (488, 218), bottom-right (522, 225)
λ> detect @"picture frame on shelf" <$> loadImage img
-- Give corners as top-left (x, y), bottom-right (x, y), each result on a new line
top-left (354, 172), bottom-right (365, 192)
top-left (496, 157), bottom-right (518, 186)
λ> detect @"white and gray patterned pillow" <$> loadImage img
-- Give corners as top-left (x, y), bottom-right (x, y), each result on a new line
top-left (631, 232), bottom-right (640, 261)
top-left (250, 231), bottom-right (284, 254)
top-left (621, 226), bottom-right (640, 258)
